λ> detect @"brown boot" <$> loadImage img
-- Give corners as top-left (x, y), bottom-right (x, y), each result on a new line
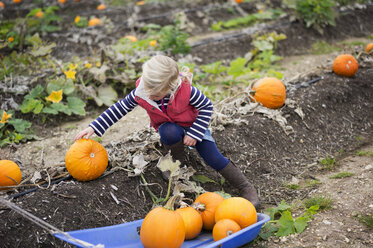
top-left (218, 161), bottom-right (260, 209)
top-left (161, 140), bottom-right (185, 180)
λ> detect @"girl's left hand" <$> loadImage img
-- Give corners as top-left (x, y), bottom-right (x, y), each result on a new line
top-left (184, 135), bottom-right (197, 146)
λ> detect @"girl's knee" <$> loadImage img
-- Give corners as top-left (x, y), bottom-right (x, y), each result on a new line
top-left (158, 122), bottom-right (184, 145)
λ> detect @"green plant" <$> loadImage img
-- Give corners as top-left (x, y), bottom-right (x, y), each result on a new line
top-left (286, 184), bottom-right (300, 190)
top-left (295, 0), bottom-right (336, 33)
top-left (356, 150), bottom-right (373, 156)
top-left (158, 24), bottom-right (190, 54)
top-left (26, 6), bottom-right (62, 34)
top-left (319, 156), bottom-right (338, 170)
top-left (304, 195), bottom-right (332, 210)
top-left (259, 200), bottom-right (320, 239)
top-left (310, 41), bottom-right (340, 54)
top-left (358, 213), bottom-right (373, 229)
top-left (306, 179), bottom-right (321, 188)
top-left (329, 171), bottom-right (354, 179)
top-left (0, 110), bottom-right (34, 147)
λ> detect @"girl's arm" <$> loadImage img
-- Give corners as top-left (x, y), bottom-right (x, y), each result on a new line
top-left (89, 89), bottom-right (138, 137)
top-left (186, 85), bottom-right (213, 142)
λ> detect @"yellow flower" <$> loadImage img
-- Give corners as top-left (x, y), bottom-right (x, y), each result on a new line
top-left (45, 90), bottom-right (63, 103)
top-left (64, 70), bottom-right (76, 80)
top-left (8, 37), bottom-right (14, 43)
top-left (96, 62), bottom-right (101, 67)
top-left (69, 63), bottom-right (78, 70)
top-left (136, 1), bottom-right (145, 6)
top-left (85, 63), bottom-right (92, 69)
top-left (0, 111), bottom-right (12, 124)
top-left (74, 15), bottom-right (81, 23)
top-left (150, 40), bottom-right (157, 47)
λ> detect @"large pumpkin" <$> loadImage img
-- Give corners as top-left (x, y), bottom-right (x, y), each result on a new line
top-left (65, 139), bottom-right (108, 181)
top-left (193, 192), bottom-right (224, 230)
top-left (176, 206), bottom-right (203, 240)
top-left (250, 77), bottom-right (286, 109)
top-left (332, 54), bottom-right (358, 77)
top-left (215, 197), bottom-right (257, 229)
top-left (140, 196), bottom-right (185, 248)
top-left (213, 219), bottom-right (241, 242)
top-left (0, 160), bottom-right (22, 188)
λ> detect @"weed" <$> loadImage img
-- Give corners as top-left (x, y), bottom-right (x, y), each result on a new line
top-left (358, 214), bottom-right (373, 229)
top-left (304, 195), bottom-right (332, 210)
top-left (285, 184), bottom-right (300, 190)
top-left (356, 135), bottom-right (364, 141)
top-left (356, 150), bottom-right (373, 156)
top-left (329, 171), bottom-right (354, 179)
top-left (310, 41), bottom-right (340, 55)
top-left (158, 24), bottom-right (190, 55)
top-left (319, 156), bottom-right (338, 170)
top-left (306, 179), bottom-right (321, 187)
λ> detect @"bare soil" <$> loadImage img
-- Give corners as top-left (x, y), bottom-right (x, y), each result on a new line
top-left (1, 1), bottom-right (373, 248)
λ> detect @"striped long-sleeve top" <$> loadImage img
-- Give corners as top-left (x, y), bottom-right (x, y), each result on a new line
top-left (89, 85), bottom-right (213, 142)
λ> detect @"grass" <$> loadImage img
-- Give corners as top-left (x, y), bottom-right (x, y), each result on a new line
top-left (306, 179), bottom-right (321, 187)
top-left (285, 184), bottom-right (300, 190)
top-left (304, 195), bottom-right (332, 210)
top-left (310, 41), bottom-right (340, 55)
top-left (319, 157), bottom-right (338, 170)
top-left (329, 171), bottom-right (354, 179)
top-left (358, 214), bottom-right (373, 229)
top-left (356, 150), bottom-right (373, 156)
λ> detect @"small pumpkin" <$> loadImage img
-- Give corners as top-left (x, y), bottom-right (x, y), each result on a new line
top-left (176, 206), bottom-right (203, 240)
top-left (332, 54), bottom-right (358, 77)
top-left (366, 43), bottom-right (373, 53)
top-left (123, 35), bottom-right (138, 42)
top-left (0, 160), bottom-right (22, 189)
top-left (235, 0), bottom-right (243, 3)
top-left (88, 17), bottom-right (102, 27)
top-left (213, 219), bottom-right (241, 242)
top-left (58, 0), bottom-right (66, 4)
top-left (97, 4), bottom-right (106, 10)
top-left (13, 0), bottom-right (21, 3)
top-left (250, 77), bottom-right (286, 109)
top-left (0, 1), bottom-right (5, 8)
top-left (140, 196), bottom-right (185, 248)
top-left (193, 192), bottom-right (224, 230)
top-left (35, 11), bottom-right (43, 18)
top-left (65, 139), bottom-right (108, 181)
top-left (215, 197), bottom-right (257, 229)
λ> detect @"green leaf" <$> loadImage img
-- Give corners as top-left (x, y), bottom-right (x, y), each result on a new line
top-left (265, 200), bottom-right (292, 220)
top-left (96, 85), bottom-right (118, 107)
top-left (19, 98), bottom-right (43, 113)
top-left (42, 106), bottom-right (58, 115)
top-left (294, 216), bottom-right (308, 234)
top-left (29, 43), bottom-right (56, 57)
top-left (192, 175), bottom-right (217, 184)
top-left (67, 97), bottom-right (86, 116)
top-left (252, 40), bottom-right (273, 51)
top-left (259, 222), bottom-right (279, 240)
top-left (7, 119), bottom-right (32, 133)
top-left (50, 102), bottom-right (71, 115)
top-left (26, 33), bottom-right (42, 47)
top-left (276, 211), bottom-right (295, 237)
top-left (227, 57), bottom-right (250, 78)
top-left (25, 84), bottom-right (44, 100)
top-left (46, 77), bottom-right (75, 95)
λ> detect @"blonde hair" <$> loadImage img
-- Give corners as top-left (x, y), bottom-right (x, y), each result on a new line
top-left (142, 55), bottom-right (180, 97)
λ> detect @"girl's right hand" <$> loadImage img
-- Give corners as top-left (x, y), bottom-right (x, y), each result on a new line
top-left (74, 126), bottom-right (95, 141)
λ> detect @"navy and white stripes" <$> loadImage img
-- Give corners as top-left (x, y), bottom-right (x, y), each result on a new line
top-left (89, 85), bottom-right (213, 141)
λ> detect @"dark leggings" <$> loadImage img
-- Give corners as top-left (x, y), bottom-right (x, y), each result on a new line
top-left (158, 122), bottom-right (229, 171)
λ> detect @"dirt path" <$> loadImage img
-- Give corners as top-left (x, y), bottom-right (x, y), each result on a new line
top-left (257, 141), bottom-right (373, 248)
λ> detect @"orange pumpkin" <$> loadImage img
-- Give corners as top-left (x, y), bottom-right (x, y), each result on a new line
top-left (366, 43), bottom-right (373, 53)
top-left (193, 192), bottom-right (224, 230)
top-left (215, 197), bottom-right (257, 229)
top-left (332, 54), bottom-right (358, 77)
top-left (88, 18), bottom-right (102, 27)
top-left (58, 0), bottom-right (66, 4)
top-left (213, 219), bottom-right (241, 242)
top-left (140, 196), bottom-right (185, 248)
top-left (0, 160), bottom-right (22, 189)
top-left (13, 0), bottom-right (21, 3)
top-left (123, 35), bottom-right (138, 42)
top-left (0, 1), bottom-right (5, 8)
top-left (65, 139), bottom-right (108, 181)
top-left (35, 11), bottom-right (43, 18)
top-left (176, 207), bottom-right (203, 240)
top-left (235, 0), bottom-right (243, 3)
top-left (250, 77), bottom-right (286, 109)
top-left (97, 4), bottom-right (106, 10)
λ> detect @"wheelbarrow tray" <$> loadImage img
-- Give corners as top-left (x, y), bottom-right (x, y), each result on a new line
top-left (55, 213), bottom-right (270, 248)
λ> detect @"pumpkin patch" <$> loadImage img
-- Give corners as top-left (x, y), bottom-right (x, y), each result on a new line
top-left (65, 139), bottom-right (108, 181)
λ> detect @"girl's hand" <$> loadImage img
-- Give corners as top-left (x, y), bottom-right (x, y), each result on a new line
top-left (184, 135), bottom-right (197, 146)
top-left (75, 127), bottom-right (95, 141)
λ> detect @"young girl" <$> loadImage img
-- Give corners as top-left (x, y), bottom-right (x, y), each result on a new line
top-left (75, 55), bottom-right (260, 209)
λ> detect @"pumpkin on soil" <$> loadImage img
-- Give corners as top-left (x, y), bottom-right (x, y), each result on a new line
top-left (332, 54), bottom-right (358, 77)
top-left (250, 77), bottom-right (286, 109)
top-left (213, 219), bottom-right (241, 242)
top-left (193, 192), bottom-right (224, 230)
top-left (140, 196), bottom-right (185, 248)
top-left (0, 160), bottom-right (22, 189)
top-left (65, 139), bottom-right (108, 181)
top-left (176, 206), bottom-right (203, 240)
top-left (366, 43), bottom-right (373, 53)
top-left (215, 197), bottom-right (257, 229)
top-left (88, 18), bottom-right (102, 27)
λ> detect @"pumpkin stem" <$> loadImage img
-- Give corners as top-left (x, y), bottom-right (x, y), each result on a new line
top-left (227, 230), bottom-right (233, 236)
top-left (191, 202), bottom-right (206, 212)
top-left (249, 90), bottom-right (256, 96)
top-left (164, 195), bottom-right (179, 211)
